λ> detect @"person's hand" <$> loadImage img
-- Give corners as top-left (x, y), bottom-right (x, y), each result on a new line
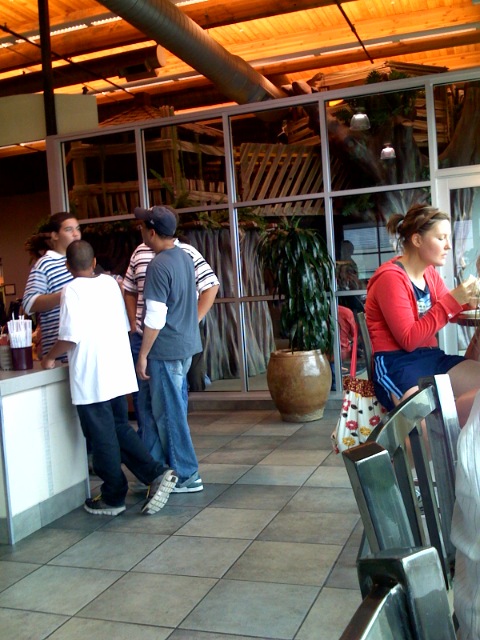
top-left (41, 356), bottom-right (56, 370)
top-left (136, 354), bottom-right (150, 380)
top-left (451, 275), bottom-right (480, 306)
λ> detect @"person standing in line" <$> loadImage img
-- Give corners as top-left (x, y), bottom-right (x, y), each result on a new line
top-left (123, 212), bottom-right (219, 481)
top-left (134, 206), bottom-right (203, 494)
top-left (23, 212), bottom-right (81, 358)
top-left (42, 240), bottom-right (177, 516)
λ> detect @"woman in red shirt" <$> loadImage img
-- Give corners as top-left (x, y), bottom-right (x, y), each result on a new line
top-left (365, 203), bottom-right (480, 422)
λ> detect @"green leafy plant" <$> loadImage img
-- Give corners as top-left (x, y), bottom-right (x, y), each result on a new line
top-left (259, 217), bottom-right (334, 354)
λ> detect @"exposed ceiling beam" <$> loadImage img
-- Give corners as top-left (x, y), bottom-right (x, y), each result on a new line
top-left (0, 30), bottom-right (477, 99)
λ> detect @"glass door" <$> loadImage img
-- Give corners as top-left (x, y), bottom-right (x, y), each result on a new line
top-left (437, 174), bottom-right (480, 354)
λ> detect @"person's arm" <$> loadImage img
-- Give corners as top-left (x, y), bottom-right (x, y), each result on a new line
top-left (371, 268), bottom-right (464, 352)
top-left (197, 284), bottom-right (219, 322)
top-left (124, 290), bottom-right (138, 333)
top-left (30, 291), bottom-right (62, 313)
top-left (136, 299), bottom-right (167, 380)
top-left (41, 339), bottom-right (74, 369)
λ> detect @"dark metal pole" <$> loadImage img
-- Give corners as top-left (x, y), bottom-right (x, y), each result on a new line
top-left (38, 0), bottom-right (57, 135)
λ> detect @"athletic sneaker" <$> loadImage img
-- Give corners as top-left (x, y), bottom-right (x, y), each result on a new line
top-left (84, 495), bottom-right (126, 516)
top-left (172, 475), bottom-right (204, 493)
top-left (142, 469), bottom-right (178, 515)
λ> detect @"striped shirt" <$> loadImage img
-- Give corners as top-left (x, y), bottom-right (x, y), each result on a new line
top-left (22, 250), bottom-right (74, 356)
top-left (123, 240), bottom-right (220, 334)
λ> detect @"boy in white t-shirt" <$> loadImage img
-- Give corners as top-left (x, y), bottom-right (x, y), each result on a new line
top-left (42, 240), bottom-right (177, 516)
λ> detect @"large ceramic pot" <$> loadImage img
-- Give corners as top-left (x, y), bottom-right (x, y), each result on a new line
top-left (266, 349), bottom-right (332, 422)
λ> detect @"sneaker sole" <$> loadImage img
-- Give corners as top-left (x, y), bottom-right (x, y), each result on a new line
top-left (172, 484), bottom-right (204, 493)
top-left (142, 470), bottom-right (178, 515)
top-left (84, 504), bottom-right (126, 516)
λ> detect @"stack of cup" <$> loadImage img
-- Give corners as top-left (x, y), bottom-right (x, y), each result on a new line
top-left (0, 344), bottom-right (13, 370)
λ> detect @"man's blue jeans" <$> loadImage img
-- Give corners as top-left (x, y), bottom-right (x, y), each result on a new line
top-left (76, 395), bottom-right (166, 506)
top-left (137, 357), bottom-right (198, 483)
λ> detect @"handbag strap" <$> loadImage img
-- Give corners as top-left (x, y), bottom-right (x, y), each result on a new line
top-left (350, 321), bottom-right (358, 377)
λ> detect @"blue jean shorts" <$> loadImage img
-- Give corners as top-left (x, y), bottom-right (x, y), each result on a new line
top-left (373, 347), bottom-right (464, 411)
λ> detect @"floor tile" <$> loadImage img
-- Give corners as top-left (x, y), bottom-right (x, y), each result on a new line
top-left (305, 465), bottom-right (351, 487)
top-left (0, 528), bottom-right (88, 564)
top-left (180, 579), bottom-right (319, 639)
top-left (258, 449), bottom-right (331, 466)
top-left (210, 411), bottom-right (272, 424)
top-left (169, 631), bottom-right (258, 640)
top-left (201, 450), bottom-right (269, 465)
top-left (190, 422), bottom-right (253, 436)
top-left (283, 487), bottom-right (359, 514)
top-left (168, 483), bottom-right (230, 507)
top-left (225, 540), bottom-right (340, 586)
top-left (242, 423), bottom-right (303, 436)
top-left (176, 507), bottom-right (277, 539)
top-left (0, 565), bottom-right (122, 615)
top-left (100, 505), bottom-right (201, 535)
top-left (236, 465), bottom-right (317, 486)
top-left (44, 506), bottom-right (113, 532)
top-left (259, 511), bottom-right (359, 545)
top-left (209, 484), bottom-right (298, 510)
top-left (79, 572), bottom-right (216, 628)
top-left (48, 617), bottom-right (172, 639)
top-left (296, 587), bottom-right (362, 639)
top-left (135, 535), bottom-right (250, 577)
top-left (219, 435), bottom-right (289, 451)
top-left (0, 608), bottom-right (68, 640)
top-left (0, 560), bottom-right (41, 592)
top-left (198, 463), bottom-right (252, 484)
top-left (1, 404), bottom-right (362, 639)
top-left (49, 531), bottom-right (167, 571)
top-left (191, 435), bottom-right (237, 450)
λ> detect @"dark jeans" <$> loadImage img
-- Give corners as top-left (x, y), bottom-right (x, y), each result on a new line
top-left (76, 395), bottom-right (166, 506)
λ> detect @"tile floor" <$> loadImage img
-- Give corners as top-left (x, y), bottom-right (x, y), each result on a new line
top-left (0, 401), bottom-right (364, 640)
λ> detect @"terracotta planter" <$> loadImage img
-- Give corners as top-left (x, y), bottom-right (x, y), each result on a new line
top-left (267, 349), bottom-right (332, 422)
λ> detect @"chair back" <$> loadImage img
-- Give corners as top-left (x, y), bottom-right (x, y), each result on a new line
top-left (340, 547), bottom-right (456, 640)
top-left (357, 311), bottom-right (373, 380)
top-left (343, 374), bottom-right (461, 587)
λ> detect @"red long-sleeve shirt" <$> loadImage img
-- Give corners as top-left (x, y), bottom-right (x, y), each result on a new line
top-left (365, 258), bottom-right (463, 353)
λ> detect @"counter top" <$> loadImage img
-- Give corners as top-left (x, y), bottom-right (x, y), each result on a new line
top-left (0, 362), bottom-right (69, 397)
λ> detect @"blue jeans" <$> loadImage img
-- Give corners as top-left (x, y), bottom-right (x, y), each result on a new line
top-left (138, 357), bottom-right (198, 483)
top-left (76, 395), bottom-right (166, 506)
top-left (129, 331), bottom-right (143, 435)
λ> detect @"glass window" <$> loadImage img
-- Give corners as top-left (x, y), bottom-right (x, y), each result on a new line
top-left (64, 131), bottom-right (139, 219)
top-left (333, 189), bottom-right (431, 290)
top-left (230, 103), bottom-right (323, 203)
top-left (435, 82), bottom-right (480, 169)
top-left (143, 117), bottom-right (227, 209)
top-left (327, 85), bottom-right (427, 189)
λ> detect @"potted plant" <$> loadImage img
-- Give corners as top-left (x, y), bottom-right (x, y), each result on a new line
top-left (259, 216), bottom-right (334, 422)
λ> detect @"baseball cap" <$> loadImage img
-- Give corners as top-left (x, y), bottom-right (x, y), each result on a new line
top-left (134, 206), bottom-right (177, 236)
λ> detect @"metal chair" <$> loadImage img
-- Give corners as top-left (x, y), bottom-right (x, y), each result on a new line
top-left (343, 374), bottom-right (461, 587)
top-left (340, 547), bottom-right (456, 640)
top-left (357, 311), bottom-right (373, 380)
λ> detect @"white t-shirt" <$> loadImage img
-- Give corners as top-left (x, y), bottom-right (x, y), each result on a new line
top-left (58, 274), bottom-right (138, 405)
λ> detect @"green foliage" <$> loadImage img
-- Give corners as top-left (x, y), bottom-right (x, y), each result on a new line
top-left (259, 217), bottom-right (334, 354)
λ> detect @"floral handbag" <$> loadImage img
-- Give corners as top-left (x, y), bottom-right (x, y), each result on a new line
top-left (331, 323), bottom-right (387, 454)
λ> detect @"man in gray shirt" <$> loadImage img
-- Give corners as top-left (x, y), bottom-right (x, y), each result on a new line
top-left (134, 206), bottom-right (203, 493)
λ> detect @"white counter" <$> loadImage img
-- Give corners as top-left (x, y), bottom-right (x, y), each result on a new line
top-left (0, 363), bottom-right (89, 543)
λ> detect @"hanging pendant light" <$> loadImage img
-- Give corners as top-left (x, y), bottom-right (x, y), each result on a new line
top-left (380, 142), bottom-right (396, 160)
top-left (350, 107), bottom-right (370, 131)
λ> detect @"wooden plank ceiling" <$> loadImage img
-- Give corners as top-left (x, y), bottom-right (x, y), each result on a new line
top-left (0, 0), bottom-right (479, 116)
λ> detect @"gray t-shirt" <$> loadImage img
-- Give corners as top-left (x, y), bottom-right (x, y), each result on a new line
top-left (144, 246), bottom-right (202, 360)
